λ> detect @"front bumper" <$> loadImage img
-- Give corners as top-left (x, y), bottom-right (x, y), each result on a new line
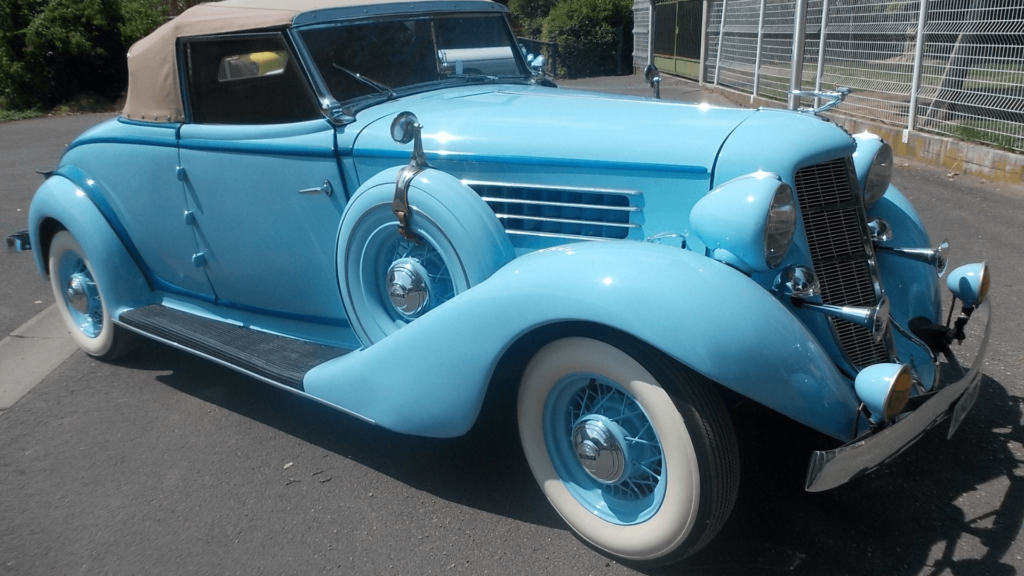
top-left (804, 299), bottom-right (992, 492)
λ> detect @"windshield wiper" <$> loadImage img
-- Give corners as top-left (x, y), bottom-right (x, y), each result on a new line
top-left (332, 64), bottom-right (396, 99)
top-left (448, 73), bottom-right (499, 82)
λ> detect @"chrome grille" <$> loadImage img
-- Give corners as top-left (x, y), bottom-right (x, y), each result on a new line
top-left (464, 180), bottom-right (643, 241)
top-left (794, 158), bottom-right (890, 369)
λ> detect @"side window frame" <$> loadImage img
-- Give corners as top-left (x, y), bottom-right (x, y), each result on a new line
top-left (178, 30), bottom-right (323, 125)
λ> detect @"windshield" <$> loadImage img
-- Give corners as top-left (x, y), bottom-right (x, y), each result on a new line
top-left (299, 13), bottom-right (529, 105)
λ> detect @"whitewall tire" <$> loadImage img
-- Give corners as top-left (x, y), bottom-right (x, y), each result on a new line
top-left (517, 337), bottom-right (739, 566)
top-left (337, 169), bottom-right (513, 348)
top-left (49, 230), bottom-right (137, 360)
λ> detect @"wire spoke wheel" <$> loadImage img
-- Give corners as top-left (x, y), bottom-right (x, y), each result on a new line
top-left (48, 230), bottom-right (137, 360)
top-left (518, 337), bottom-right (739, 566)
top-left (546, 375), bottom-right (666, 525)
top-left (337, 168), bottom-right (514, 348)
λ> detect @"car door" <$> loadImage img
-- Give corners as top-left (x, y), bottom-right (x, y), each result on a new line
top-left (177, 32), bottom-right (349, 324)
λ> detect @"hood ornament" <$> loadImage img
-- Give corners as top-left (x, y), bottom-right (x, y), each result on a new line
top-left (790, 87), bottom-right (851, 114)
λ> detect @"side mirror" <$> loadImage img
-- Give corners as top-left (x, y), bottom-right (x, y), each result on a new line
top-left (391, 112), bottom-right (420, 144)
top-left (390, 112), bottom-right (427, 167)
top-left (530, 54), bottom-right (546, 72)
top-left (644, 64), bottom-right (661, 100)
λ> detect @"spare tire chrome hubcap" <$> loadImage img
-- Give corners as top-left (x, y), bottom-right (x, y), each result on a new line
top-left (386, 258), bottom-right (432, 318)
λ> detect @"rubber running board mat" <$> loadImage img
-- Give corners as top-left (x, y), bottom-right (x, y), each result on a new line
top-left (118, 305), bottom-right (350, 391)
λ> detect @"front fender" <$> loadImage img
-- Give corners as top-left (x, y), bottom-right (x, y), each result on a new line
top-left (305, 241), bottom-right (861, 440)
top-left (28, 173), bottom-right (153, 319)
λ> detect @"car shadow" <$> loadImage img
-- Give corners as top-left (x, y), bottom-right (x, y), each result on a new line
top-left (117, 340), bottom-right (1023, 576)
top-left (117, 339), bottom-right (564, 529)
top-left (672, 375), bottom-right (1023, 576)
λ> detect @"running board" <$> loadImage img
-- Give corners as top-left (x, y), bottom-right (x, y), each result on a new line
top-left (117, 305), bottom-right (351, 391)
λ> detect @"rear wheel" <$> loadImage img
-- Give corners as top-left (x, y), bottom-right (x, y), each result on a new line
top-left (49, 230), bottom-right (137, 360)
top-left (517, 337), bottom-right (738, 566)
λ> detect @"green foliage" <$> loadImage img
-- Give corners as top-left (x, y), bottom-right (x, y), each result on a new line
top-left (0, 0), bottom-right (167, 111)
top-left (120, 0), bottom-right (168, 45)
top-left (0, 107), bottom-right (43, 121)
top-left (508, 0), bottom-right (558, 39)
top-left (544, 0), bottom-right (632, 78)
top-left (949, 123), bottom-right (1022, 152)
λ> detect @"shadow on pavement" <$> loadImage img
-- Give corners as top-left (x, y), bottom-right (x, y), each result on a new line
top-left (118, 339), bottom-right (1023, 576)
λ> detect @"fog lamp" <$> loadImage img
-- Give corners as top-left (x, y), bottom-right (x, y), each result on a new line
top-left (855, 363), bottom-right (913, 424)
top-left (946, 262), bottom-right (990, 308)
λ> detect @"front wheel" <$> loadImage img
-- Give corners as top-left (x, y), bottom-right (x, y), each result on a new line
top-left (49, 230), bottom-right (137, 360)
top-left (517, 337), bottom-right (739, 566)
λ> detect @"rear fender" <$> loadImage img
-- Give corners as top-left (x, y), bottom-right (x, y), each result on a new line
top-left (28, 173), bottom-right (153, 319)
top-left (305, 241), bottom-right (861, 440)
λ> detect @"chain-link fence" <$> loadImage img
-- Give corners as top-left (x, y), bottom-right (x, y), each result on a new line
top-left (690, 0), bottom-right (1024, 152)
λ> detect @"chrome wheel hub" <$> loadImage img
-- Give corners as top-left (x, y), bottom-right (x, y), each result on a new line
top-left (65, 273), bottom-right (93, 314)
top-left (386, 258), bottom-right (432, 318)
top-left (572, 416), bottom-right (629, 484)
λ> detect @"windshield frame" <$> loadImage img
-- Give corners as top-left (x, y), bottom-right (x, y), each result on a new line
top-left (290, 8), bottom-right (534, 124)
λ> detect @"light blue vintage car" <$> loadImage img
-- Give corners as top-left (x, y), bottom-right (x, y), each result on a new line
top-left (11, 0), bottom-right (992, 566)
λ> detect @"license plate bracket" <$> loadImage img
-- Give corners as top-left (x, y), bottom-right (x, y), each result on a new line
top-left (947, 373), bottom-right (982, 439)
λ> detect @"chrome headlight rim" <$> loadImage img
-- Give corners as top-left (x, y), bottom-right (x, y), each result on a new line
top-left (764, 182), bottom-right (797, 269)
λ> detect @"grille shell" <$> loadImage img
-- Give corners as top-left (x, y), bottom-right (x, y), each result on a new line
top-left (794, 157), bottom-right (892, 370)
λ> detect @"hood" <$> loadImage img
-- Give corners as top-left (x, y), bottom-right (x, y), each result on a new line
top-left (350, 85), bottom-right (758, 173)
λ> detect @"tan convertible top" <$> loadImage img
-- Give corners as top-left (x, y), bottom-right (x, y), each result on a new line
top-left (123, 0), bottom-right (484, 122)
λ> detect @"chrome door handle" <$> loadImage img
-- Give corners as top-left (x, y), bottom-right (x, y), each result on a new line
top-left (299, 180), bottom-right (333, 196)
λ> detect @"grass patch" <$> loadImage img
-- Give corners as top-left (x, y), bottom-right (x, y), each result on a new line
top-left (0, 93), bottom-right (120, 124)
top-left (948, 122), bottom-right (1022, 152)
top-left (0, 108), bottom-right (44, 122)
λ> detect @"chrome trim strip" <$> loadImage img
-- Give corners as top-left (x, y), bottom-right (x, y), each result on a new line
top-left (493, 214), bottom-right (640, 229)
top-left (292, 1), bottom-right (507, 26)
top-left (504, 230), bottom-right (609, 241)
top-left (464, 180), bottom-right (642, 196)
top-left (356, 149), bottom-right (707, 174)
top-left (114, 319), bottom-right (375, 425)
top-left (479, 197), bottom-right (641, 212)
top-left (805, 300), bottom-right (991, 492)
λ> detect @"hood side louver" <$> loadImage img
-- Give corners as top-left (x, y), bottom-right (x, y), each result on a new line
top-left (464, 180), bottom-right (644, 243)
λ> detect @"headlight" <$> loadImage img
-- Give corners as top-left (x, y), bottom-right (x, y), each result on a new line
top-left (691, 172), bottom-right (797, 272)
top-left (852, 133), bottom-right (892, 208)
top-left (865, 143), bottom-right (893, 206)
top-left (765, 183), bottom-right (796, 268)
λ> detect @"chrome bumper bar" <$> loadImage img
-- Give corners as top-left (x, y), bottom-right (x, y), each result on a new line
top-left (805, 300), bottom-right (992, 492)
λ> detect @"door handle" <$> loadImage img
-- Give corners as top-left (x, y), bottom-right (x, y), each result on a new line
top-left (299, 180), bottom-right (333, 196)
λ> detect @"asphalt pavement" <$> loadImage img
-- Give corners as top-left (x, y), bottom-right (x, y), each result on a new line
top-left (1, 78), bottom-right (1023, 575)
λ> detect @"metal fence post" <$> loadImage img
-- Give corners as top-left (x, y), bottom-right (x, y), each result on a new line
top-left (788, 0), bottom-right (809, 109)
top-left (752, 0), bottom-right (767, 101)
top-left (907, 0), bottom-right (929, 132)
top-left (813, 0), bottom-right (831, 109)
top-left (699, 0), bottom-right (711, 84)
top-left (714, 0), bottom-right (729, 86)
top-left (648, 0), bottom-right (656, 67)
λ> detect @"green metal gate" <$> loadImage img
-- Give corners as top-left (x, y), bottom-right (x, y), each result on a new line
top-left (653, 0), bottom-right (703, 79)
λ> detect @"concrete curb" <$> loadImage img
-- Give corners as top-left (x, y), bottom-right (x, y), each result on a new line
top-left (0, 303), bottom-right (78, 411)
